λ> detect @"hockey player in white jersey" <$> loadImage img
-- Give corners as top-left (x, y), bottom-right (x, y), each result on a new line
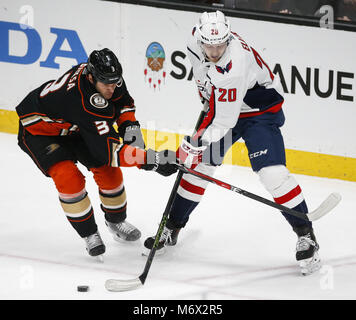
top-left (144, 11), bottom-right (321, 275)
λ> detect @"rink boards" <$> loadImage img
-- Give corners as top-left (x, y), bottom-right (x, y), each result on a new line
top-left (0, 0), bottom-right (355, 181)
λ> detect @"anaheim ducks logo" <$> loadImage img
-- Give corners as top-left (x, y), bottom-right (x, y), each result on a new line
top-left (90, 93), bottom-right (108, 109)
top-left (46, 143), bottom-right (60, 155)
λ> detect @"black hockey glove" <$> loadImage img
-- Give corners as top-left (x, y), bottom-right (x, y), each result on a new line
top-left (140, 149), bottom-right (178, 177)
top-left (118, 121), bottom-right (145, 149)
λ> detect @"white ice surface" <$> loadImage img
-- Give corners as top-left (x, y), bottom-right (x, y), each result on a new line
top-left (0, 132), bottom-right (355, 300)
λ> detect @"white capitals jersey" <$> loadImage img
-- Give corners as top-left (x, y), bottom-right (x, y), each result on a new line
top-left (187, 29), bottom-right (284, 144)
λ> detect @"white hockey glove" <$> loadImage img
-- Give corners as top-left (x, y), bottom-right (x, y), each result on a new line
top-left (176, 136), bottom-right (207, 169)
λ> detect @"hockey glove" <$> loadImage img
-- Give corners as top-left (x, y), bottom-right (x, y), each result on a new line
top-left (118, 121), bottom-right (145, 149)
top-left (141, 149), bottom-right (178, 177)
top-left (176, 136), bottom-right (207, 169)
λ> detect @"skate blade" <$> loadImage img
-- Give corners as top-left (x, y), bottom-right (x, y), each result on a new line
top-left (94, 254), bottom-right (104, 263)
top-left (141, 247), bottom-right (166, 257)
top-left (112, 234), bottom-right (141, 244)
top-left (300, 254), bottom-right (321, 276)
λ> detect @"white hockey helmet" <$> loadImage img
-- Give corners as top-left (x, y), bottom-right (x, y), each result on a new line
top-left (196, 11), bottom-right (231, 46)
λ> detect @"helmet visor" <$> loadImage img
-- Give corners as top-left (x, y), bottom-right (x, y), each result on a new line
top-left (95, 73), bottom-right (122, 85)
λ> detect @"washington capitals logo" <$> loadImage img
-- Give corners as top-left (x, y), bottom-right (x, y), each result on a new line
top-left (216, 60), bottom-right (232, 74)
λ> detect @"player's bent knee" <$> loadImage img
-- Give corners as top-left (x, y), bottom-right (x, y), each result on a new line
top-left (257, 165), bottom-right (290, 193)
top-left (48, 160), bottom-right (86, 194)
top-left (91, 165), bottom-right (123, 191)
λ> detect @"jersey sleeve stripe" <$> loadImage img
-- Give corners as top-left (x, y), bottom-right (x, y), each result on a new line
top-left (192, 86), bottom-right (216, 141)
top-left (20, 112), bottom-right (75, 136)
top-left (20, 115), bottom-right (43, 127)
top-left (120, 107), bottom-right (136, 114)
top-left (108, 138), bottom-right (146, 167)
top-left (116, 111), bottom-right (137, 128)
top-left (25, 121), bottom-right (73, 136)
top-left (19, 112), bottom-right (65, 124)
top-left (239, 101), bottom-right (283, 118)
top-left (107, 138), bottom-right (122, 167)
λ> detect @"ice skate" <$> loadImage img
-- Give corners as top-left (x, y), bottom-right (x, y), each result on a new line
top-left (295, 229), bottom-right (321, 276)
top-left (84, 231), bottom-right (106, 261)
top-left (143, 221), bottom-right (181, 256)
top-left (105, 220), bottom-right (141, 242)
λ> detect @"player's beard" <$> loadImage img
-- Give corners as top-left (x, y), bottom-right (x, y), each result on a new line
top-left (101, 91), bottom-right (113, 100)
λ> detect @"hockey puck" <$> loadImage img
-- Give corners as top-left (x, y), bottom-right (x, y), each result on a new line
top-left (77, 285), bottom-right (89, 292)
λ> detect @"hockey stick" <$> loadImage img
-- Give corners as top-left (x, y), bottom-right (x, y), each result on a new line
top-left (177, 164), bottom-right (341, 222)
top-left (105, 171), bottom-right (184, 292)
top-left (105, 111), bottom-right (207, 292)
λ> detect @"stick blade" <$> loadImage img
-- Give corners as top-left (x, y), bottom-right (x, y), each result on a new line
top-left (105, 278), bottom-right (142, 292)
top-left (308, 192), bottom-right (342, 221)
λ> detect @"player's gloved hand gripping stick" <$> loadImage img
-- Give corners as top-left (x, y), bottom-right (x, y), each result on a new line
top-left (105, 111), bottom-right (207, 292)
top-left (176, 136), bottom-right (207, 169)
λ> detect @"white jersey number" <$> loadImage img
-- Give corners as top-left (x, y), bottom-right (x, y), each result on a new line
top-left (40, 73), bottom-right (71, 97)
top-left (94, 121), bottom-right (110, 135)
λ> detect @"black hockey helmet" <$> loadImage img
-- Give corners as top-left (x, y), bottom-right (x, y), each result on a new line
top-left (86, 48), bottom-right (122, 84)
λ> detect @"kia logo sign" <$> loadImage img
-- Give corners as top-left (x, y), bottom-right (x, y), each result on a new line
top-left (0, 21), bottom-right (87, 69)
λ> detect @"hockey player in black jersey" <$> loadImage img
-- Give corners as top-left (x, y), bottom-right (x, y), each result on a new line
top-left (16, 48), bottom-right (177, 259)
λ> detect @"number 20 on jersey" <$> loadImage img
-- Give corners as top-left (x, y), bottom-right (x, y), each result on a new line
top-left (217, 88), bottom-right (237, 102)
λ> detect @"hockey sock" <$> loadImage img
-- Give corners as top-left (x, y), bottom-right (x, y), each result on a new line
top-left (59, 191), bottom-right (97, 238)
top-left (169, 193), bottom-right (199, 228)
top-left (258, 165), bottom-right (312, 230)
top-left (49, 161), bottom-right (98, 238)
top-left (280, 199), bottom-right (311, 230)
top-left (99, 184), bottom-right (127, 223)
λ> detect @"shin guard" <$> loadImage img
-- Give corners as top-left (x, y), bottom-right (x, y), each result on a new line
top-left (49, 161), bottom-right (97, 237)
top-left (258, 165), bottom-right (312, 229)
top-left (91, 166), bottom-right (127, 223)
